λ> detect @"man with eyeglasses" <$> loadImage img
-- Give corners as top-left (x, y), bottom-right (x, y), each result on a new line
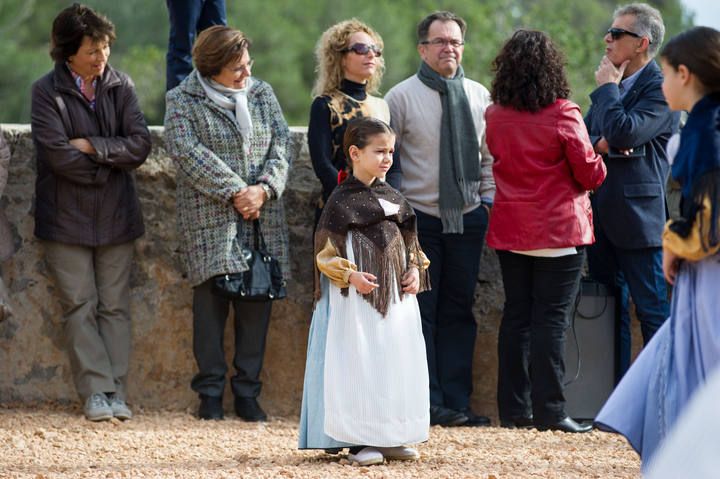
top-left (385, 11), bottom-right (495, 428)
top-left (584, 3), bottom-right (678, 381)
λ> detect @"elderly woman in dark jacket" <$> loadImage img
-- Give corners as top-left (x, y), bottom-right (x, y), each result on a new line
top-left (30, 4), bottom-right (151, 422)
top-left (164, 26), bottom-right (291, 422)
top-left (0, 131), bottom-right (12, 322)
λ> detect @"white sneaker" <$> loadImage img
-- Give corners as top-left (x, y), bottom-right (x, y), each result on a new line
top-left (378, 446), bottom-right (420, 461)
top-left (84, 393), bottom-right (113, 422)
top-left (348, 447), bottom-right (384, 466)
top-left (108, 394), bottom-right (133, 420)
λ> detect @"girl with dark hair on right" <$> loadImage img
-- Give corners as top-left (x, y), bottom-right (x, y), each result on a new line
top-left (595, 26), bottom-right (720, 470)
top-left (298, 117), bottom-right (430, 466)
top-left (485, 30), bottom-right (606, 433)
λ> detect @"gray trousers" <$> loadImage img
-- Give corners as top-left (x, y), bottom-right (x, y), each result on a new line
top-left (43, 241), bottom-right (134, 400)
top-left (191, 279), bottom-right (272, 398)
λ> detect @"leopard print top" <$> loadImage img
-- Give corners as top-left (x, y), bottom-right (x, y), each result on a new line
top-left (325, 90), bottom-right (390, 170)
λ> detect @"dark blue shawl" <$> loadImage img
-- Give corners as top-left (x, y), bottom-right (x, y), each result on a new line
top-left (669, 93), bottom-right (720, 249)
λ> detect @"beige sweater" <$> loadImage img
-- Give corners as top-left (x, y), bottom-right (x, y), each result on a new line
top-left (385, 74), bottom-right (495, 217)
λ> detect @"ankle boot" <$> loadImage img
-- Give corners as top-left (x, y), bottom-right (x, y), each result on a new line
top-left (198, 394), bottom-right (224, 420)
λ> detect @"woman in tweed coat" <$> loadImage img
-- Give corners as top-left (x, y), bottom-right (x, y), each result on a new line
top-left (164, 26), bottom-right (291, 422)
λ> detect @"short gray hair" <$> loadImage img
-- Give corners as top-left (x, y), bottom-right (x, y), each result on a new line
top-left (614, 3), bottom-right (665, 56)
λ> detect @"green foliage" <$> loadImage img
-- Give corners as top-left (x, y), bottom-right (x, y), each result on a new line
top-left (114, 45), bottom-right (166, 124)
top-left (0, 0), bottom-right (694, 126)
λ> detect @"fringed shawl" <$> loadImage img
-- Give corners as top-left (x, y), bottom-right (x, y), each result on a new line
top-left (668, 93), bottom-right (720, 252)
top-left (314, 176), bottom-right (430, 316)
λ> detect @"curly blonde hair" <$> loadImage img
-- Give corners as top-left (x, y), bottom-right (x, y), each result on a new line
top-left (312, 19), bottom-right (385, 97)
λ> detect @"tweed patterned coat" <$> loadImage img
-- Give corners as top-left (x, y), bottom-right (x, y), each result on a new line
top-left (164, 71), bottom-right (291, 286)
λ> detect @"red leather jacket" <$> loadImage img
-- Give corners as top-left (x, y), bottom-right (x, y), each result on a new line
top-left (485, 99), bottom-right (606, 250)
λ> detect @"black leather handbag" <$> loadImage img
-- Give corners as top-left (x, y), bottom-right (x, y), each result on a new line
top-left (211, 220), bottom-right (287, 301)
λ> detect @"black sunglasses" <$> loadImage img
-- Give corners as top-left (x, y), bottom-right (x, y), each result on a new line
top-left (342, 43), bottom-right (382, 57)
top-left (607, 27), bottom-right (651, 43)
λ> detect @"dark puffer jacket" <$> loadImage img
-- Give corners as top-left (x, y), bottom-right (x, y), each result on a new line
top-left (31, 63), bottom-right (151, 246)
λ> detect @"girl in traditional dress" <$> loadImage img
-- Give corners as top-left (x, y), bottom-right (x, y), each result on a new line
top-left (299, 117), bottom-right (430, 466)
top-left (595, 26), bottom-right (720, 469)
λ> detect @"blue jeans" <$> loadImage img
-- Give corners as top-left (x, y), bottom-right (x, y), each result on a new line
top-left (415, 206), bottom-right (488, 410)
top-left (166, 0), bottom-right (227, 91)
top-left (588, 225), bottom-right (669, 380)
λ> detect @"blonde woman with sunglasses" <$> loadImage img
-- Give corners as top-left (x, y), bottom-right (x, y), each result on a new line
top-left (307, 19), bottom-right (399, 222)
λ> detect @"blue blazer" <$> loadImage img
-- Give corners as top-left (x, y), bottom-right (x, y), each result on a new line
top-left (584, 60), bottom-right (678, 249)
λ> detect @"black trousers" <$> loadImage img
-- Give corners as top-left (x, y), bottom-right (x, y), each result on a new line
top-left (190, 279), bottom-right (272, 398)
top-left (416, 207), bottom-right (488, 410)
top-left (496, 249), bottom-right (584, 424)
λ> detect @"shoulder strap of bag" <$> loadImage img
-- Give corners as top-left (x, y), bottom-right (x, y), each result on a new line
top-left (53, 92), bottom-right (73, 134)
top-left (235, 219), bottom-right (267, 251)
top-left (253, 219), bottom-right (267, 250)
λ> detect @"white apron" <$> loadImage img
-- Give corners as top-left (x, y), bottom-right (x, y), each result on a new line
top-left (323, 233), bottom-right (430, 446)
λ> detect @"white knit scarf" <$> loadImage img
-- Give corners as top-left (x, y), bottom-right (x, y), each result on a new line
top-left (198, 73), bottom-right (254, 138)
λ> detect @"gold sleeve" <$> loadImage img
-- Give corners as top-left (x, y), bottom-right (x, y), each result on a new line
top-left (316, 238), bottom-right (358, 288)
top-left (408, 250), bottom-right (430, 271)
top-left (663, 196), bottom-right (720, 261)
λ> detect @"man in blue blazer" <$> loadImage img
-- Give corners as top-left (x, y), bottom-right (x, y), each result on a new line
top-left (585, 3), bottom-right (677, 379)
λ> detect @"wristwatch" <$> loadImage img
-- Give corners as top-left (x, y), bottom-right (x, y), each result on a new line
top-left (259, 182), bottom-right (273, 200)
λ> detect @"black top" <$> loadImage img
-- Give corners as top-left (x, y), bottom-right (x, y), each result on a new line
top-left (308, 79), bottom-right (401, 203)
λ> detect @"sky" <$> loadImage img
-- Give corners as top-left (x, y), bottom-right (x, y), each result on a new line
top-left (681, 0), bottom-right (720, 30)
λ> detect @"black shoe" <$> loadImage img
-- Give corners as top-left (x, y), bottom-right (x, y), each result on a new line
top-left (198, 394), bottom-right (224, 420)
top-left (234, 396), bottom-right (267, 422)
top-left (536, 416), bottom-right (593, 433)
top-left (460, 408), bottom-right (491, 427)
top-left (430, 405), bottom-right (468, 426)
top-left (500, 415), bottom-right (534, 429)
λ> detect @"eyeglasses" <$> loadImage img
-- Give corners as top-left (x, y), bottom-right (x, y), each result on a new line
top-left (606, 27), bottom-right (651, 43)
top-left (342, 43), bottom-right (382, 57)
top-left (419, 38), bottom-right (465, 48)
top-left (230, 59), bottom-right (254, 74)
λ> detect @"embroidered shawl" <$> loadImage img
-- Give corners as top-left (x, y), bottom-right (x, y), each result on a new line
top-left (314, 176), bottom-right (430, 316)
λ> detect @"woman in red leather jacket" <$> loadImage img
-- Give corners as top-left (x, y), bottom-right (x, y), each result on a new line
top-left (485, 30), bottom-right (606, 433)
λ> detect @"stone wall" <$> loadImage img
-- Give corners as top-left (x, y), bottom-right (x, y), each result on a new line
top-left (0, 124), bottom-right (505, 417)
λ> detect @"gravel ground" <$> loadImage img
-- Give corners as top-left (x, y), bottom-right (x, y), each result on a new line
top-left (0, 405), bottom-right (640, 479)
